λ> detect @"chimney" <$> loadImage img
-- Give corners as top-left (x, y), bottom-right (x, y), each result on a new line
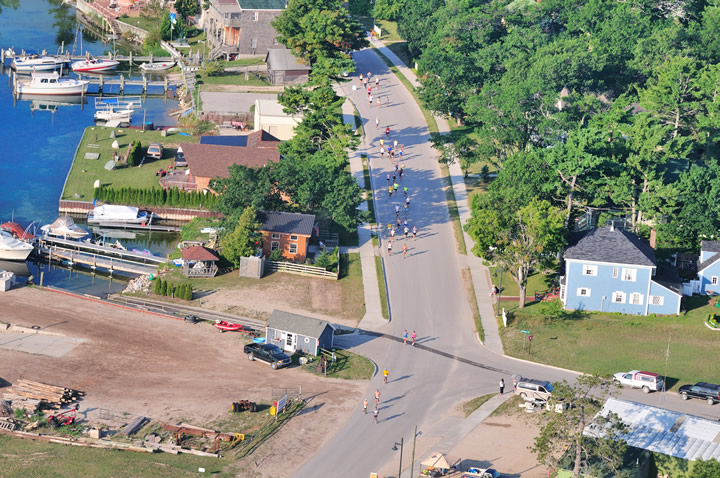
top-left (650, 229), bottom-right (657, 249)
top-left (610, 221), bottom-right (615, 232)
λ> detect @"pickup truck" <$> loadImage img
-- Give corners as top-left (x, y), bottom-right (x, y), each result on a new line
top-left (613, 370), bottom-right (664, 393)
top-left (244, 343), bottom-right (292, 370)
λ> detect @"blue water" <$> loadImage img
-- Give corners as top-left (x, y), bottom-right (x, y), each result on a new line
top-left (0, 0), bottom-right (180, 226)
top-left (0, 0), bottom-right (182, 288)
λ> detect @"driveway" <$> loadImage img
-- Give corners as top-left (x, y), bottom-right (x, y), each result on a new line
top-left (199, 91), bottom-right (278, 114)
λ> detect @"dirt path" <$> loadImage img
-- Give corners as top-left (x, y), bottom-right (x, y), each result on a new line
top-left (0, 287), bottom-right (365, 477)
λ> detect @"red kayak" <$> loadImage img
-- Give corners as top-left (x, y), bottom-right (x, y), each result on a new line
top-left (213, 320), bottom-right (245, 332)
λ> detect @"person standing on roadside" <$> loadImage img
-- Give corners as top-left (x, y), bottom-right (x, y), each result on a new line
top-left (499, 378), bottom-right (505, 395)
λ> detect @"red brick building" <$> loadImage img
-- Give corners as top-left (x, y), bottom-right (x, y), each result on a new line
top-left (258, 211), bottom-right (316, 262)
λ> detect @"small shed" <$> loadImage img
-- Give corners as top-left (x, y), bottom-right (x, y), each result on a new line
top-left (265, 48), bottom-right (311, 85)
top-left (265, 310), bottom-right (334, 356)
top-left (181, 246), bottom-right (220, 278)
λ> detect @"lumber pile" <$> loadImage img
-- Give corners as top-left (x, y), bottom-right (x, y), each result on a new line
top-left (2, 379), bottom-right (84, 411)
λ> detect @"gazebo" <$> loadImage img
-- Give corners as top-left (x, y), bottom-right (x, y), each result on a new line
top-left (180, 246), bottom-right (220, 278)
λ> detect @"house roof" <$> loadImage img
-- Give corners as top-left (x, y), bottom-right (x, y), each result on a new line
top-left (215, 0), bottom-right (241, 13)
top-left (697, 241), bottom-right (720, 271)
top-left (702, 240), bottom-right (720, 253)
top-left (199, 130), bottom-right (280, 147)
top-left (237, 0), bottom-right (286, 10)
top-left (586, 398), bottom-right (720, 462)
top-left (181, 245), bottom-right (220, 261)
top-left (180, 142), bottom-right (280, 179)
top-left (265, 48), bottom-right (311, 71)
top-left (564, 226), bottom-right (656, 267)
top-left (267, 310), bottom-right (333, 338)
top-left (258, 210), bottom-right (315, 236)
top-left (653, 264), bottom-right (682, 295)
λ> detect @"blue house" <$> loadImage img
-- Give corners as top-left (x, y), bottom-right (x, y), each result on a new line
top-left (697, 240), bottom-right (720, 294)
top-left (561, 226), bottom-right (681, 315)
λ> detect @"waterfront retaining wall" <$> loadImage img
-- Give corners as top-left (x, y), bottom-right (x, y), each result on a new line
top-left (59, 200), bottom-right (222, 221)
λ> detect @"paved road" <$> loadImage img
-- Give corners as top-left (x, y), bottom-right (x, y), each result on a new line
top-left (293, 48), bottom-right (719, 478)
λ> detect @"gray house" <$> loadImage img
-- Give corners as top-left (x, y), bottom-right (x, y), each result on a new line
top-left (204, 0), bottom-right (286, 58)
top-left (265, 48), bottom-right (311, 85)
top-left (266, 310), bottom-right (334, 356)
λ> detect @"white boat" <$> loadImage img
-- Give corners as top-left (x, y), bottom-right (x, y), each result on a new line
top-left (16, 72), bottom-right (88, 96)
top-left (40, 216), bottom-right (89, 239)
top-left (87, 204), bottom-right (152, 225)
top-left (94, 106), bottom-right (134, 122)
top-left (0, 230), bottom-right (34, 261)
top-left (11, 54), bottom-right (68, 72)
top-left (139, 61), bottom-right (175, 72)
top-left (71, 58), bottom-right (120, 73)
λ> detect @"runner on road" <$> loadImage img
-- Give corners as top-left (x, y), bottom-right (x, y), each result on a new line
top-left (387, 241), bottom-right (392, 256)
top-left (380, 146), bottom-right (384, 158)
top-left (411, 331), bottom-right (416, 346)
top-left (385, 127), bottom-right (390, 137)
top-left (412, 225), bottom-right (418, 240)
top-left (403, 329), bottom-right (408, 344)
top-left (374, 389), bottom-right (381, 404)
top-left (383, 368), bottom-right (389, 384)
top-left (390, 228), bottom-right (395, 239)
top-left (375, 77), bottom-right (379, 87)
top-left (404, 226), bottom-right (409, 240)
top-left (402, 243), bottom-right (408, 259)
top-left (403, 186), bottom-right (409, 196)
top-left (375, 117), bottom-right (379, 129)
top-left (395, 205), bottom-right (400, 217)
top-left (386, 173), bottom-right (390, 184)
top-left (363, 399), bottom-right (368, 414)
top-left (373, 407), bottom-right (379, 424)
top-left (388, 185), bottom-right (393, 198)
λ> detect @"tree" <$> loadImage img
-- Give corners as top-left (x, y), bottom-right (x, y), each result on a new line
top-left (221, 206), bottom-right (261, 268)
top-left (693, 459), bottom-right (720, 478)
top-left (466, 197), bottom-right (566, 307)
top-left (153, 277), bottom-right (162, 295)
top-left (174, 0), bottom-right (200, 23)
top-left (272, 0), bottom-right (368, 81)
top-left (532, 375), bottom-right (628, 478)
top-left (430, 132), bottom-right (480, 175)
top-left (212, 164), bottom-right (282, 215)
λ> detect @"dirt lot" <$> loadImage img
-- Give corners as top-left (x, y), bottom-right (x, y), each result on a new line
top-left (0, 287), bottom-right (365, 477)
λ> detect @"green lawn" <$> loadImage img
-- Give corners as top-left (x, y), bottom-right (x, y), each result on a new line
top-left (500, 296), bottom-right (720, 389)
top-left (439, 163), bottom-right (466, 255)
top-left (117, 15), bottom-right (160, 34)
top-left (301, 348), bottom-right (374, 380)
top-left (462, 267), bottom-right (484, 341)
top-left (0, 435), bottom-right (231, 478)
top-left (375, 255), bottom-right (389, 319)
top-left (61, 127), bottom-right (200, 201)
top-left (374, 20), bottom-right (403, 42)
top-left (488, 267), bottom-right (555, 297)
top-left (339, 253), bottom-right (366, 321)
top-left (219, 58), bottom-right (265, 68)
top-left (195, 71), bottom-right (270, 86)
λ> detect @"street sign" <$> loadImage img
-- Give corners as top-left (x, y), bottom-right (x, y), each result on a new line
top-left (528, 335), bottom-right (534, 342)
top-left (169, 12), bottom-right (177, 24)
top-left (521, 330), bottom-right (530, 334)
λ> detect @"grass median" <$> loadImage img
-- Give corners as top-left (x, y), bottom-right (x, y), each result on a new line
top-left (375, 255), bottom-right (389, 319)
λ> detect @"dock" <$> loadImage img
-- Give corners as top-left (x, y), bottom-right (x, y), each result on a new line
top-left (87, 221), bottom-right (182, 232)
top-left (37, 236), bottom-right (166, 276)
top-left (77, 73), bottom-right (181, 94)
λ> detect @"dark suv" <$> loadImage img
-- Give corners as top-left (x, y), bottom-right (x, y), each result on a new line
top-left (678, 382), bottom-right (720, 405)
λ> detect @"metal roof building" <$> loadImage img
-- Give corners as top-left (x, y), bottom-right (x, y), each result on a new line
top-left (586, 398), bottom-right (720, 462)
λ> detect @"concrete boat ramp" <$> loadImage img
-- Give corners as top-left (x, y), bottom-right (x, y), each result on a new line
top-left (0, 325), bottom-right (86, 358)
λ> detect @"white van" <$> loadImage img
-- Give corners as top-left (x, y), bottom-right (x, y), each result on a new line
top-left (514, 379), bottom-right (554, 401)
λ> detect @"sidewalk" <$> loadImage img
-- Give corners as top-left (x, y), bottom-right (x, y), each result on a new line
top-left (340, 94), bottom-right (387, 332)
top-left (372, 38), bottom-right (504, 355)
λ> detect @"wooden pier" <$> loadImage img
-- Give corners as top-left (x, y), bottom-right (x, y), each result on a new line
top-left (77, 73), bottom-right (181, 94)
top-left (38, 236), bottom-right (166, 276)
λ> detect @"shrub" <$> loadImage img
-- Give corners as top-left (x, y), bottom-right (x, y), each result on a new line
top-left (153, 277), bottom-right (162, 295)
top-left (268, 248), bottom-right (284, 261)
top-left (126, 140), bottom-right (143, 167)
top-left (315, 247), bottom-right (339, 271)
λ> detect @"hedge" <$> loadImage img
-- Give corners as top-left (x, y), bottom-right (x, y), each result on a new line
top-left (94, 186), bottom-right (219, 209)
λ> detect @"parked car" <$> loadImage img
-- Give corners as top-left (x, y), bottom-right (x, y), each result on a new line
top-left (244, 343), bottom-right (292, 370)
top-left (514, 379), bottom-right (553, 402)
top-left (463, 468), bottom-right (500, 478)
top-left (174, 146), bottom-right (186, 167)
top-left (146, 142), bottom-right (163, 160)
top-left (678, 382), bottom-right (720, 405)
top-left (613, 370), bottom-right (664, 393)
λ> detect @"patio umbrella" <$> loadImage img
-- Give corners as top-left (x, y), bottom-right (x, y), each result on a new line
top-left (420, 452), bottom-right (461, 469)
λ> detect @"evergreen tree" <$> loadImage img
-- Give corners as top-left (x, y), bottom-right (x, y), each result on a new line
top-left (153, 277), bottom-right (162, 295)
